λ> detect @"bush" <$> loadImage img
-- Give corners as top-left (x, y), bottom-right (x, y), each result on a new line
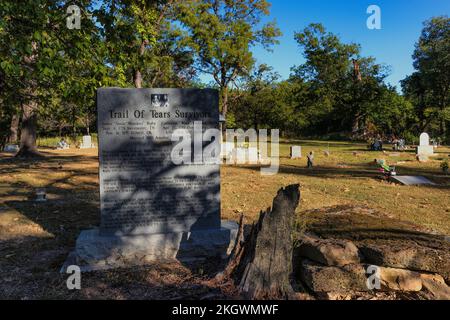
top-left (440, 160), bottom-right (449, 174)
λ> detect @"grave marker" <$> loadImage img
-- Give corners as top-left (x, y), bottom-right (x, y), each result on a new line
top-left (290, 146), bottom-right (302, 159)
top-left (64, 88), bottom-right (237, 271)
top-left (80, 135), bottom-right (95, 149)
top-left (416, 132), bottom-right (434, 158)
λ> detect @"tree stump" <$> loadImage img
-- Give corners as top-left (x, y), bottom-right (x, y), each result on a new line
top-left (221, 184), bottom-right (300, 299)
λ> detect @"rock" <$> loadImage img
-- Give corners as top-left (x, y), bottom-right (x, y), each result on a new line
top-left (296, 234), bottom-right (360, 267)
top-left (416, 154), bottom-right (429, 162)
top-left (359, 243), bottom-right (450, 283)
top-left (299, 260), bottom-right (368, 292)
top-left (323, 292), bottom-right (353, 300)
top-left (420, 273), bottom-right (450, 300)
top-left (378, 267), bottom-right (422, 291)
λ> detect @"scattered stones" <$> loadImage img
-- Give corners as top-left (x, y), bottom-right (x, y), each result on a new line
top-left (416, 154), bottom-right (429, 162)
top-left (299, 260), bottom-right (368, 293)
top-left (420, 273), bottom-right (450, 300)
top-left (378, 267), bottom-right (422, 292)
top-left (293, 207), bottom-right (450, 299)
top-left (359, 243), bottom-right (450, 283)
top-left (296, 234), bottom-right (360, 267)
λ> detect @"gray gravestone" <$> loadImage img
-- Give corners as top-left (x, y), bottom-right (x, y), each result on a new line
top-left (65, 88), bottom-right (237, 271)
top-left (390, 176), bottom-right (436, 186)
top-left (3, 144), bottom-right (19, 153)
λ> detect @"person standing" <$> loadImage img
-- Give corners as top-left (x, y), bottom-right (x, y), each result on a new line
top-left (307, 151), bottom-right (314, 168)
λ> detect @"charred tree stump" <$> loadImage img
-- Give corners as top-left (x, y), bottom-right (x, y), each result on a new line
top-left (222, 184), bottom-right (300, 299)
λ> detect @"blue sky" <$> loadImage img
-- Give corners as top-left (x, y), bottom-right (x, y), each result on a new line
top-left (249, 0), bottom-right (450, 90)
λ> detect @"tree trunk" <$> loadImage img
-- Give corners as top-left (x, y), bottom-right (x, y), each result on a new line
top-left (16, 99), bottom-right (40, 157)
top-left (221, 86), bottom-right (229, 132)
top-left (134, 69), bottom-right (143, 88)
top-left (133, 40), bottom-right (148, 88)
top-left (71, 103), bottom-right (77, 142)
top-left (8, 114), bottom-right (20, 143)
top-left (219, 184), bottom-right (301, 300)
top-left (351, 113), bottom-right (362, 139)
top-left (16, 41), bottom-right (40, 157)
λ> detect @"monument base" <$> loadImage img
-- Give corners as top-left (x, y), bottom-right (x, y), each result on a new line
top-left (416, 145), bottom-right (434, 156)
top-left (62, 221), bottom-right (238, 272)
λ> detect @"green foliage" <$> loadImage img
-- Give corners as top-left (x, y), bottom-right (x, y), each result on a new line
top-left (177, 0), bottom-right (281, 116)
top-left (231, 23), bottom-right (418, 140)
top-left (0, 1), bottom-right (447, 147)
top-left (402, 16), bottom-right (450, 142)
top-left (0, 1), bottom-right (199, 144)
top-left (36, 133), bottom-right (98, 148)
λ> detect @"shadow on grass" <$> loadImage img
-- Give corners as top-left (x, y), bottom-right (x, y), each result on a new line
top-left (232, 161), bottom-right (450, 189)
top-left (299, 204), bottom-right (449, 246)
top-left (0, 145), bottom-right (232, 299)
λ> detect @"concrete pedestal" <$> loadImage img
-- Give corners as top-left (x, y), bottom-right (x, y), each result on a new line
top-left (416, 145), bottom-right (434, 156)
top-left (62, 220), bottom-right (238, 272)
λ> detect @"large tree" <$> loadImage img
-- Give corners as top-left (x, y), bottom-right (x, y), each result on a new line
top-left (177, 0), bottom-right (281, 128)
top-left (291, 23), bottom-right (398, 138)
top-left (402, 16), bottom-right (450, 140)
top-left (0, 1), bottom-right (101, 156)
top-left (95, 0), bottom-right (195, 89)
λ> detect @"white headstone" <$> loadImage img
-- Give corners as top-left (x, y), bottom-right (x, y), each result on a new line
top-left (290, 146), bottom-right (302, 159)
top-left (248, 147), bottom-right (259, 164)
top-left (417, 132), bottom-right (433, 157)
top-left (236, 147), bottom-right (247, 164)
top-left (80, 135), bottom-right (95, 149)
top-left (221, 141), bottom-right (234, 159)
top-left (419, 133), bottom-right (429, 146)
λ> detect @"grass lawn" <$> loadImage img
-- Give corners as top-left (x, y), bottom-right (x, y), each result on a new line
top-left (222, 140), bottom-right (450, 234)
top-left (0, 140), bottom-right (448, 299)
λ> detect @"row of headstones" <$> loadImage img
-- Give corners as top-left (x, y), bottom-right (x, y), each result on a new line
top-left (2, 135), bottom-right (96, 153)
top-left (221, 142), bottom-right (265, 164)
top-left (221, 143), bottom-right (303, 163)
top-left (56, 136), bottom-right (96, 150)
top-left (222, 134), bottom-right (436, 164)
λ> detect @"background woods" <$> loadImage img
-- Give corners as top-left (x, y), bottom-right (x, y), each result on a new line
top-left (0, 2), bottom-right (449, 154)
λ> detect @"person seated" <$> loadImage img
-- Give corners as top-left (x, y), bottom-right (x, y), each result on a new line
top-left (57, 138), bottom-right (69, 150)
top-left (374, 159), bottom-right (396, 176)
top-left (372, 140), bottom-right (382, 151)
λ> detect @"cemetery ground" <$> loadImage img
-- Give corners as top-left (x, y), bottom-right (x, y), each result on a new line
top-left (0, 140), bottom-right (449, 299)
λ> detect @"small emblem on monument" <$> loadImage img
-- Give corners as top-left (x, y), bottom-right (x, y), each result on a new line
top-left (151, 94), bottom-right (169, 108)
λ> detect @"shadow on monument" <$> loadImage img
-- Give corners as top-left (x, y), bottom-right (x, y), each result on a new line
top-left (65, 117), bottom-right (236, 272)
